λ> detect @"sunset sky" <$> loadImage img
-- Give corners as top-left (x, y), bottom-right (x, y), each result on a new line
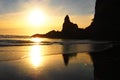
top-left (0, 0), bottom-right (95, 35)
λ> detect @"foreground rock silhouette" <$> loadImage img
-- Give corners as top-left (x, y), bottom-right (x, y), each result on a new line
top-left (32, 0), bottom-right (120, 40)
top-left (86, 0), bottom-right (120, 40)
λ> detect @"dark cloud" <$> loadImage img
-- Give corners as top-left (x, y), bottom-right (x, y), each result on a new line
top-left (0, 0), bottom-right (27, 14)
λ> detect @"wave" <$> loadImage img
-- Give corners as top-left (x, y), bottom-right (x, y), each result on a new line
top-left (0, 35), bottom-right (113, 47)
top-left (0, 39), bottom-right (111, 47)
top-left (0, 35), bottom-right (30, 38)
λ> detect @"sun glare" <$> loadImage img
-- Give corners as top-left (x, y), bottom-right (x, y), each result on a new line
top-left (27, 9), bottom-right (46, 26)
top-left (31, 37), bottom-right (42, 43)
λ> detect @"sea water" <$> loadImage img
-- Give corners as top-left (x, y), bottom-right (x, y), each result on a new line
top-left (0, 35), bottom-right (112, 80)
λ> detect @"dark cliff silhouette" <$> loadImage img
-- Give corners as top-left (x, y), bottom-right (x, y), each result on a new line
top-left (86, 0), bottom-right (120, 40)
top-left (61, 0), bottom-right (120, 79)
top-left (32, 0), bottom-right (120, 40)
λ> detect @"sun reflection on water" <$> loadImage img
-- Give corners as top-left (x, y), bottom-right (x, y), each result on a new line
top-left (31, 37), bottom-right (42, 43)
top-left (29, 45), bottom-right (43, 68)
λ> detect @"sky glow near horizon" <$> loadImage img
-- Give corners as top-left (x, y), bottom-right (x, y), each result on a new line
top-left (0, 0), bottom-right (95, 35)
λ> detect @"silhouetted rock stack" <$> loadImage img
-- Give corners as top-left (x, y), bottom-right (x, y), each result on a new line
top-left (86, 0), bottom-right (120, 40)
top-left (61, 15), bottom-right (85, 39)
top-left (62, 15), bottom-right (79, 34)
top-left (32, 15), bottom-right (86, 39)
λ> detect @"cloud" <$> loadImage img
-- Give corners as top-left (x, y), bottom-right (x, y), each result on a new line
top-left (0, 0), bottom-right (95, 16)
top-left (47, 0), bottom-right (95, 15)
top-left (0, 0), bottom-right (21, 14)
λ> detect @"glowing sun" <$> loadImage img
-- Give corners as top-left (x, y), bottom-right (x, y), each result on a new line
top-left (27, 9), bottom-right (46, 26)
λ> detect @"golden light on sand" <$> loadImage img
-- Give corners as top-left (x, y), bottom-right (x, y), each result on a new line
top-left (29, 45), bottom-right (43, 67)
top-left (27, 9), bottom-right (46, 26)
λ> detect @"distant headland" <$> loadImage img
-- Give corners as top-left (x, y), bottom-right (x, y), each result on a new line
top-left (32, 0), bottom-right (120, 41)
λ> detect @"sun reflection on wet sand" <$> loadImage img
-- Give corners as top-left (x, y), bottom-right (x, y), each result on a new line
top-left (31, 37), bottom-right (42, 43)
top-left (29, 45), bottom-right (43, 68)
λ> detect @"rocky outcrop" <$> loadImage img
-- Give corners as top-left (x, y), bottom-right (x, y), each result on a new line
top-left (60, 15), bottom-right (86, 39)
top-left (62, 15), bottom-right (79, 34)
top-left (32, 15), bottom-right (85, 39)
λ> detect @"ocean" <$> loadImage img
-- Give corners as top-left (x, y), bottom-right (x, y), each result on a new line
top-left (0, 35), bottom-right (113, 80)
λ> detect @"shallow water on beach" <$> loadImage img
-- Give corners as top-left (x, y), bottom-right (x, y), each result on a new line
top-left (0, 53), bottom-right (93, 80)
top-left (0, 35), bottom-right (113, 80)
